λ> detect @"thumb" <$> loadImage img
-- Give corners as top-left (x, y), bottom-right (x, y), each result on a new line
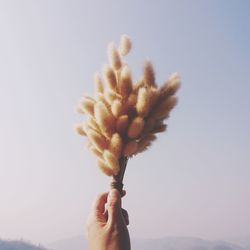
top-left (107, 189), bottom-right (122, 226)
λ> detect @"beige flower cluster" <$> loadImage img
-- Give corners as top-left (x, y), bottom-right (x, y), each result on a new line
top-left (75, 34), bottom-right (180, 177)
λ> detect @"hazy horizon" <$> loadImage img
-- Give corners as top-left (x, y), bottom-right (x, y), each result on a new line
top-left (0, 0), bottom-right (249, 246)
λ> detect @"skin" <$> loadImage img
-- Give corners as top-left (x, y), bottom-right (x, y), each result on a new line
top-left (86, 189), bottom-right (130, 250)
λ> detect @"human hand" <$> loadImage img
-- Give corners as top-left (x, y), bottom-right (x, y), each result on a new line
top-left (86, 189), bottom-right (130, 250)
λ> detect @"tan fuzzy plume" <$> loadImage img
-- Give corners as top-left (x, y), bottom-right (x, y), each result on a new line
top-left (74, 123), bottom-right (86, 136)
top-left (104, 90), bottom-right (122, 105)
top-left (127, 93), bottom-right (137, 108)
top-left (97, 160), bottom-right (114, 176)
top-left (75, 105), bottom-right (84, 114)
top-left (77, 96), bottom-right (95, 116)
top-left (127, 116), bottom-right (145, 139)
top-left (94, 101), bottom-right (115, 134)
top-left (160, 73), bottom-right (181, 97)
top-left (136, 87), bottom-right (151, 117)
top-left (109, 133), bottom-right (122, 157)
top-left (87, 129), bottom-right (107, 152)
top-left (89, 145), bottom-right (103, 159)
top-left (116, 115), bottom-right (129, 135)
top-left (87, 117), bottom-right (100, 132)
top-left (137, 134), bottom-right (156, 153)
top-left (133, 79), bottom-right (144, 93)
top-left (142, 117), bottom-right (155, 134)
top-left (103, 150), bottom-right (119, 175)
top-left (111, 99), bottom-right (123, 117)
top-left (123, 140), bottom-right (138, 157)
top-left (151, 123), bottom-right (167, 134)
top-left (103, 65), bottom-right (117, 90)
top-left (94, 73), bottom-right (104, 94)
top-left (108, 42), bottom-right (122, 71)
top-left (97, 93), bottom-right (110, 109)
top-left (119, 34), bottom-right (132, 56)
top-left (152, 96), bottom-right (178, 120)
top-left (118, 66), bottom-right (133, 97)
top-left (143, 60), bottom-right (156, 87)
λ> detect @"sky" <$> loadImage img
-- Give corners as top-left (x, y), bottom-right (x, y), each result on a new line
top-left (0, 0), bottom-right (249, 246)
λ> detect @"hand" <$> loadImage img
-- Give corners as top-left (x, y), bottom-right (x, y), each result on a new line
top-left (86, 189), bottom-right (130, 250)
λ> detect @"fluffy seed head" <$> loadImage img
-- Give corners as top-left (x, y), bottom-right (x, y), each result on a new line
top-left (160, 73), bottom-right (181, 97)
top-left (97, 160), bottom-right (114, 176)
top-left (94, 73), bottom-right (104, 94)
top-left (152, 96), bottom-right (178, 120)
top-left (127, 116), bottom-right (145, 139)
top-left (108, 42), bottom-right (122, 71)
top-left (142, 117), bottom-right (155, 134)
top-left (74, 123), bottom-right (86, 136)
top-left (80, 96), bottom-right (95, 116)
top-left (137, 134), bottom-right (156, 153)
top-left (133, 79), bottom-right (144, 93)
top-left (87, 129), bottom-right (107, 152)
top-left (87, 117), bottom-right (100, 132)
top-left (123, 140), bottom-right (138, 156)
top-left (103, 150), bottom-right (119, 175)
top-left (143, 60), bottom-right (156, 87)
top-left (151, 123), bottom-right (167, 134)
top-left (111, 99), bottom-right (123, 117)
top-left (116, 115), bottom-right (129, 135)
top-left (109, 133), bottom-right (122, 157)
top-left (89, 145), bottom-right (103, 159)
top-left (136, 87), bottom-right (151, 117)
top-left (118, 66), bottom-right (132, 97)
top-left (104, 90), bottom-right (122, 105)
top-left (94, 101), bottom-right (115, 134)
top-left (119, 34), bottom-right (132, 56)
top-left (103, 65), bottom-right (117, 90)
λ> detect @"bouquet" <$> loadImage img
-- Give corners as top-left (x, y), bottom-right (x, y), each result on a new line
top-left (75, 35), bottom-right (180, 192)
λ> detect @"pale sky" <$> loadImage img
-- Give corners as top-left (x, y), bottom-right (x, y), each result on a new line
top-left (0, 0), bottom-right (249, 246)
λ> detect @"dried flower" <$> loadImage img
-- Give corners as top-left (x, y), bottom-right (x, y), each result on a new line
top-left (160, 73), bottom-right (181, 98)
top-left (97, 160), bottom-right (114, 176)
top-left (109, 133), bottom-right (122, 157)
top-left (94, 73), bottom-right (104, 94)
top-left (111, 99), bottom-right (123, 117)
top-left (103, 150), bottom-right (119, 175)
top-left (94, 101), bottom-right (115, 134)
top-left (143, 60), bottom-right (156, 87)
top-left (103, 65), bottom-right (117, 90)
top-left (75, 34), bottom-right (180, 178)
top-left (127, 116), bottom-right (144, 139)
top-left (136, 87), bottom-right (151, 117)
top-left (74, 123), bottom-right (86, 136)
top-left (118, 66), bottom-right (132, 97)
top-left (87, 129), bottom-right (107, 152)
top-left (108, 42), bottom-right (122, 71)
top-left (79, 96), bottom-right (95, 116)
top-left (116, 115), bottom-right (129, 135)
top-left (123, 140), bottom-right (138, 156)
top-left (119, 34), bottom-right (132, 56)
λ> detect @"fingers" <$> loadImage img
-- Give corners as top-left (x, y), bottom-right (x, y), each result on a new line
top-left (92, 192), bottom-right (109, 215)
top-left (91, 189), bottom-right (128, 227)
top-left (122, 208), bottom-right (129, 225)
top-left (107, 189), bottom-right (122, 226)
top-left (86, 192), bottom-right (109, 234)
top-left (121, 189), bottom-right (126, 197)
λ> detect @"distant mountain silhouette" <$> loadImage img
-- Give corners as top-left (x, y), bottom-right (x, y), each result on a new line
top-left (48, 236), bottom-right (250, 250)
top-left (226, 236), bottom-right (250, 249)
top-left (0, 239), bottom-right (48, 250)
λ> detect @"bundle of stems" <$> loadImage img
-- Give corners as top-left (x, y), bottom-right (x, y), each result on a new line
top-left (75, 34), bottom-right (180, 193)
